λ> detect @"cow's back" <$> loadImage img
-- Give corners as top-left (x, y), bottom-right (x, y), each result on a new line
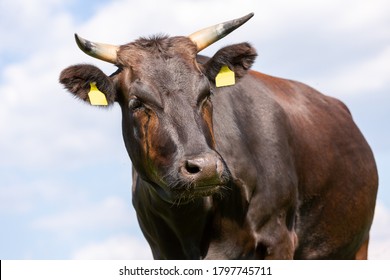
top-left (211, 70), bottom-right (378, 259)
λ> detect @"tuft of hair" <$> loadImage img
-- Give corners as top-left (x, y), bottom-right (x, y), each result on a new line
top-left (134, 34), bottom-right (170, 48)
top-left (118, 35), bottom-right (198, 63)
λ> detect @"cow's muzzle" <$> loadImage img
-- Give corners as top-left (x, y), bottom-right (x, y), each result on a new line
top-left (175, 152), bottom-right (231, 196)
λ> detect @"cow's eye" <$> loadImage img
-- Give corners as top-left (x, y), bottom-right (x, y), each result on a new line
top-left (128, 98), bottom-right (144, 111)
top-left (202, 92), bottom-right (213, 105)
top-left (198, 90), bottom-right (213, 107)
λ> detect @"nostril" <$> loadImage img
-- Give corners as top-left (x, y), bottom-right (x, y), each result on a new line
top-left (180, 154), bottom-right (228, 185)
top-left (185, 160), bottom-right (202, 174)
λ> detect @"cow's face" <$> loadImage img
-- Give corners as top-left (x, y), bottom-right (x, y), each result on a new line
top-left (117, 37), bottom-right (226, 202)
top-left (59, 16), bottom-right (256, 203)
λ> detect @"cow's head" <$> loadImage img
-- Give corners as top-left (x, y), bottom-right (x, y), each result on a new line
top-left (59, 14), bottom-right (257, 204)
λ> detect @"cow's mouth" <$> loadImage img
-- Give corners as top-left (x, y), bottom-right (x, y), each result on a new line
top-left (170, 183), bottom-right (227, 204)
top-left (192, 184), bottom-right (223, 196)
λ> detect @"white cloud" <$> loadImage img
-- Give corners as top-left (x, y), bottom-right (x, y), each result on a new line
top-left (331, 0), bottom-right (390, 34)
top-left (0, 179), bottom-right (74, 214)
top-left (310, 46), bottom-right (390, 97)
top-left (0, 0), bottom-right (72, 59)
top-left (31, 196), bottom-right (134, 236)
top-left (71, 234), bottom-right (152, 260)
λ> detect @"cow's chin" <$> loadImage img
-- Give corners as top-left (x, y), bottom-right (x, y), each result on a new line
top-left (170, 184), bottom-right (224, 205)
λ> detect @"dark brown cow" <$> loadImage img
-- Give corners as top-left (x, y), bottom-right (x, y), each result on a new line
top-left (59, 13), bottom-right (378, 259)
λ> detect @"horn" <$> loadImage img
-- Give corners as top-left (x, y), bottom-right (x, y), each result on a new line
top-left (188, 13), bottom-right (254, 52)
top-left (74, 34), bottom-right (119, 64)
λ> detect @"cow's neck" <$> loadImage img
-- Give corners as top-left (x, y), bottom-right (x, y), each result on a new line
top-left (133, 178), bottom-right (214, 259)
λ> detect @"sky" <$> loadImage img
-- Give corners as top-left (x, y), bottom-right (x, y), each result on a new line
top-left (0, 0), bottom-right (389, 259)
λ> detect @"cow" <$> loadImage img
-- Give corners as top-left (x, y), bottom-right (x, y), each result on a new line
top-left (59, 13), bottom-right (378, 259)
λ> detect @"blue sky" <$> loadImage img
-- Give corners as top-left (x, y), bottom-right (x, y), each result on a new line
top-left (0, 0), bottom-right (389, 259)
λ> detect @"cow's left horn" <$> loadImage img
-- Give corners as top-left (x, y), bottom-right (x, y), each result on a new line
top-left (188, 13), bottom-right (254, 52)
top-left (74, 34), bottom-right (119, 64)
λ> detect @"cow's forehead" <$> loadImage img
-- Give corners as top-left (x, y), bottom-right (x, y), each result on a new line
top-left (117, 36), bottom-right (198, 68)
top-left (117, 36), bottom-right (204, 96)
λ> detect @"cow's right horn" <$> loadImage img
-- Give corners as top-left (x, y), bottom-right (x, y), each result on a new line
top-left (75, 34), bottom-right (119, 64)
top-left (188, 13), bottom-right (254, 52)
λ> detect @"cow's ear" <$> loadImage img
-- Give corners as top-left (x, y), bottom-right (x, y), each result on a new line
top-left (202, 43), bottom-right (257, 84)
top-left (59, 64), bottom-right (116, 106)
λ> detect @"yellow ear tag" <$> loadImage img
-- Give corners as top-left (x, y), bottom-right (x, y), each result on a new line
top-left (215, 65), bottom-right (235, 88)
top-left (88, 82), bottom-right (108, 106)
